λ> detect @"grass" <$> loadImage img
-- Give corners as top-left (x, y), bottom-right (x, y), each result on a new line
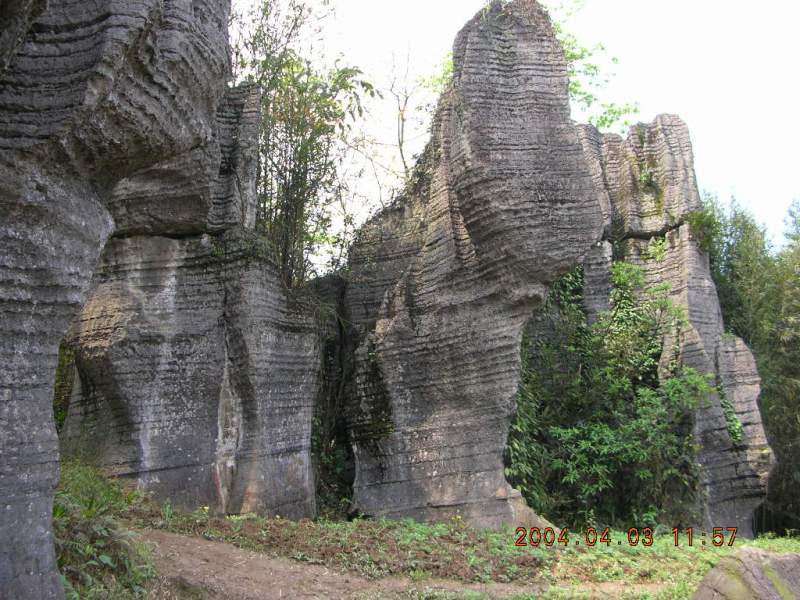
top-left (128, 506), bottom-right (550, 584)
top-left (55, 462), bottom-right (155, 599)
top-left (57, 463), bottom-right (800, 599)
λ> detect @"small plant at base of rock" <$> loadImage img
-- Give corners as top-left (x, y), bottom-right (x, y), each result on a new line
top-left (55, 462), bottom-right (154, 599)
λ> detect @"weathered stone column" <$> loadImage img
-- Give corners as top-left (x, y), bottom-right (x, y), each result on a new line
top-left (578, 116), bottom-right (775, 535)
top-left (0, 1), bottom-right (231, 596)
top-left (342, 0), bottom-right (602, 529)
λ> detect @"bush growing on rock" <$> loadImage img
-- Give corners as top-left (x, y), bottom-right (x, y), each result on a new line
top-left (508, 263), bottom-right (712, 528)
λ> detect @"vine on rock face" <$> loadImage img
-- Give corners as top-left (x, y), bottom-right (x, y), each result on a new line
top-left (508, 263), bottom-right (712, 529)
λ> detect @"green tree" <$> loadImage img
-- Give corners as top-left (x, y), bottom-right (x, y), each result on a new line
top-left (763, 201), bottom-right (800, 530)
top-left (701, 195), bottom-right (778, 350)
top-left (508, 264), bottom-right (711, 528)
top-left (701, 196), bottom-right (800, 532)
top-left (233, 0), bottom-right (375, 287)
top-left (543, 0), bottom-right (639, 131)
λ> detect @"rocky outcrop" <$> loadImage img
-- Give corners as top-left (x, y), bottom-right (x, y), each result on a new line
top-left (340, 0), bottom-right (602, 528)
top-left (60, 88), bottom-right (321, 519)
top-left (0, 2), bottom-right (231, 597)
top-left (577, 116), bottom-right (775, 535)
top-left (691, 548), bottom-right (800, 600)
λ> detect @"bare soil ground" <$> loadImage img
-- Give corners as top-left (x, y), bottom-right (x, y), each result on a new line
top-left (142, 529), bottom-right (546, 600)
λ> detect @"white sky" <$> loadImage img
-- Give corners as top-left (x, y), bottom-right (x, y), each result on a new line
top-left (236, 0), bottom-right (800, 244)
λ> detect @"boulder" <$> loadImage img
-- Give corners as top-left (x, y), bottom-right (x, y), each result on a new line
top-left (692, 548), bottom-right (800, 600)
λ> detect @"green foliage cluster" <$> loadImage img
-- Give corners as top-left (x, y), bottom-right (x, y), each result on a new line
top-left (232, 0), bottom-right (376, 287)
top-left (686, 207), bottom-right (723, 255)
top-left (642, 236), bottom-right (667, 263)
top-left (508, 263), bottom-right (712, 529)
top-left (543, 1), bottom-right (639, 132)
top-left (702, 195), bottom-right (800, 532)
top-left (718, 391), bottom-right (745, 447)
top-left (55, 463), bottom-right (153, 599)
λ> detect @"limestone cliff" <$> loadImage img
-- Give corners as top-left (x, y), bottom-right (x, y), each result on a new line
top-left (60, 87), bottom-right (321, 520)
top-left (0, 2), bottom-right (232, 597)
top-left (577, 116), bottom-right (775, 535)
top-left (340, 0), bottom-right (602, 528)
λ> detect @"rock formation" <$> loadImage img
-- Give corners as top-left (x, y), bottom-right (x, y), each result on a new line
top-left (339, 0), bottom-right (602, 528)
top-left (577, 116), bottom-right (775, 535)
top-left (0, 1), bottom-right (232, 597)
top-left (691, 548), bottom-right (800, 600)
top-left (0, 0), bottom-right (780, 596)
top-left (60, 86), bottom-right (321, 520)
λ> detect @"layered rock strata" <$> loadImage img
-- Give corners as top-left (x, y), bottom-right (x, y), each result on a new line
top-left (340, 0), bottom-right (602, 528)
top-left (61, 87), bottom-right (321, 520)
top-left (577, 116), bottom-right (775, 535)
top-left (0, 2), bottom-right (231, 597)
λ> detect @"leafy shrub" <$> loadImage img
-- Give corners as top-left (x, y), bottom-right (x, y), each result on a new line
top-left (508, 263), bottom-right (712, 529)
top-left (686, 207), bottom-right (722, 254)
top-left (55, 463), bottom-right (154, 599)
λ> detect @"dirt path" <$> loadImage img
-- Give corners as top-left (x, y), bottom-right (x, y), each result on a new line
top-left (142, 529), bottom-right (545, 599)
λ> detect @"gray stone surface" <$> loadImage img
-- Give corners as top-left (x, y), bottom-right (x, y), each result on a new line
top-left (579, 117), bottom-right (775, 535)
top-left (691, 548), bottom-right (800, 600)
top-left (341, 0), bottom-right (602, 529)
top-left (61, 230), bottom-right (321, 520)
top-left (0, 2), bottom-right (231, 597)
top-left (61, 85), bottom-right (320, 520)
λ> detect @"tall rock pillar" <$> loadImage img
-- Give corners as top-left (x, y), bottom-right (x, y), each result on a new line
top-left (0, 1), bottom-right (231, 596)
top-left (578, 116), bottom-right (775, 535)
top-left (342, 0), bottom-right (602, 528)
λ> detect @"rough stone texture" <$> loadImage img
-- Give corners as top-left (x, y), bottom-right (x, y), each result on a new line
top-left (341, 0), bottom-right (602, 529)
top-left (578, 117), bottom-right (775, 536)
top-left (0, 0), bottom-right (45, 73)
top-left (107, 86), bottom-right (260, 237)
top-left (61, 231), bottom-right (320, 519)
top-left (0, 2), bottom-right (231, 597)
top-left (582, 240), bottom-right (614, 323)
top-left (691, 548), bottom-right (800, 600)
top-left (61, 86), bottom-right (320, 521)
top-left (577, 115), bottom-right (702, 239)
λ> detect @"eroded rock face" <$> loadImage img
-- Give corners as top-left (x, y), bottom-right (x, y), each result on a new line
top-left (691, 548), bottom-right (800, 600)
top-left (0, 2), bottom-right (231, 597)
top-left (341, 0), bottom-right (602, 528)
top-left (577, 116), bottom-right (775, 535)
top-left (61, 87), bottom-right (321, 521)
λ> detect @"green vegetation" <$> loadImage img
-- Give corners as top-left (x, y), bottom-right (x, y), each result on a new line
top-left (701, 196), bottom-right (800, 533)
top-left (130, 506), bottom-right (549, 584)
top-left (231, 0), bottom-right (376, 287)
top-left (56, 462), bottom-right (800, 599)
top-left (55, 463), bottom-right (154, 599)
top-left (718, 391), bottom-right (745, 447)
top-left (543, 0), bottom-right (640, 131)
top-left (508, 263), bottom-right (712, 529)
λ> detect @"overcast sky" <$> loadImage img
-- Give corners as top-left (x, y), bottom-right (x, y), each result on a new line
top-left (237, 0), bottom-right (800, 244)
